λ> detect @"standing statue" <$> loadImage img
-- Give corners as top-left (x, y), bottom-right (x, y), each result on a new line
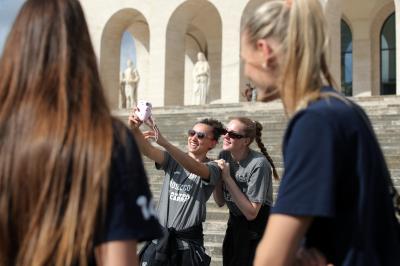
top-left (122, 59), bottom-right (140, 109)
top-left (192, 52), bottom-right (210, 105)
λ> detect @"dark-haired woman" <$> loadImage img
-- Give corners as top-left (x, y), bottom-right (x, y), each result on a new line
top-left (129, 116), bottom-right (225, 266)
top-left (0, 0), bottom-right (162, 265)
top-left (213, 117), bottom-right (279, 266)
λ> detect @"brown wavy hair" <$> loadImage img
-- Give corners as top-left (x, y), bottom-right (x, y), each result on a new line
top-left (0, 0), bottom-right (113, 265)
top-left (196, 118), bottom-right (225, 141)
top-left (234, 117), bottom-right (279, 180)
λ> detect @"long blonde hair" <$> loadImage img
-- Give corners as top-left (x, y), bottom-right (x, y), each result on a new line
top-left (0, 0), bottom-right (113, 265)
top-left (243, 0), bottom-right (336, 115)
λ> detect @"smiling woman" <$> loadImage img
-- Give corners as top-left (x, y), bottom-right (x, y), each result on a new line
top-left (212, 117), bottom-right (279, 266)
top-left (128, 114), bottom-right (225, 266)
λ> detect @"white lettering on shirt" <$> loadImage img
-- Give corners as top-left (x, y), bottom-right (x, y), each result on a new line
top-left (169, 179), bottom-right (192, 192)
top-left (169, 191), bottom-right (190, 202)
top-left (136, 196), bottom-right (157, 220)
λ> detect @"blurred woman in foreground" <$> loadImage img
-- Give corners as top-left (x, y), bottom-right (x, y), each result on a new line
top-left (0, 0), bottom-right (162, 265)
top-left (240, 0), bottom-right (400, 265)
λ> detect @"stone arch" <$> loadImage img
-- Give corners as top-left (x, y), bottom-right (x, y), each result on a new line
top-left (184, 27), bottom-right (208, 105)
top-left (165, 0), bottom-right (222, 106)
top-left (239, 0), bottom-right (269, 102)
top-left (341, 13), bottom-right (353, 33)
top-left (371, 1), bottom-right (395, 95)
top-left (100, 9), bottom-right (150, 109)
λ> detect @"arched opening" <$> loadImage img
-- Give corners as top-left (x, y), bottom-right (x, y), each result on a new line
top-left (165, 0), bottom-right (222, 106)
top-left (100, 9), bottom-right (149, 109)
top-left (341, 19), bottom-right (353, 96)
top-left (119, 32), bottom-right (137, 109)
top-left (380, 12), bottom-right (396, 95)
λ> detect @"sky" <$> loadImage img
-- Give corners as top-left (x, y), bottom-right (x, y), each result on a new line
top-left (120, 31), bottom-right (136, 73)
top-left (0, 0), bottom-right (135, 73)
top-left (0, 0), bottom-right (25, 54)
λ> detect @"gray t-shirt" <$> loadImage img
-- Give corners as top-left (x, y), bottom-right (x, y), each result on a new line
top-left (156, 151), bottom-right (220, 230)
top-left (219, 149), bottom-right (272, 216)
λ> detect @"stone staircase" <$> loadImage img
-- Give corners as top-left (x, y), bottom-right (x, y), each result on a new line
top-left (114, 96), bottom-right (400, 266)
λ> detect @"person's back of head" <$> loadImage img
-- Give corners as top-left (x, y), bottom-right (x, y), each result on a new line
top-left (0, 0), bottom-right (113, 265)
top-left (243, 0), bottom-right (334, 115)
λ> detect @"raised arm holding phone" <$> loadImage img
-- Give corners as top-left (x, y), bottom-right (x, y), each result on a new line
top-left (129, 105), bottom-right (224, 266)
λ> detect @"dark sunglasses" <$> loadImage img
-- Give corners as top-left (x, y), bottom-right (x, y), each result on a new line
top-left (223, 129), bottom-right (246, 139)
top-left (188, 129), bottom-right (209, 139)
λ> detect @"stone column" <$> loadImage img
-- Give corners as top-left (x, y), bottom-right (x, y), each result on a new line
top-left (218, 1), bottom-right (246, 103)
top-left (396, 0), bottom-right (400, 95)
top-left (352, 20), bottom-right (373, 96)
top-left (323, 0), bottom-right (342, 89)
top-left (148, 22), bottom-right (167, 107)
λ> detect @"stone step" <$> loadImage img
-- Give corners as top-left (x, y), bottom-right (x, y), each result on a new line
top-left (204, 220), bottom-right (228, 232)
top-left (115, 99), bottom-right (400, 114)
top-left (206, 207), bottom-right (229, 220)
top-left (210, 257), bottom-right (223, 266)
top-left (204, 230), bottom-right (226, 244)
top-left (204, 241), bottom-right (223, 260)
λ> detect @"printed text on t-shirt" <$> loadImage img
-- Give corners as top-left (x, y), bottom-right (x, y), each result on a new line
top-left (169, 179), bottom-right (192, 202)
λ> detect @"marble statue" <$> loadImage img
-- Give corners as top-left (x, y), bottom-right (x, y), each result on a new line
top-left (192, 52), bottom-right (210, 105)
top-left (122, 59), bottom-right (140, 109)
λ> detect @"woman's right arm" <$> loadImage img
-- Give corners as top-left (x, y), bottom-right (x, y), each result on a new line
top-left (138, 124), bottom-right (213, 181)
top-left (213, 179), bottom-right (225, 207)
top-left (128, 115), bottom-right (164, 165)
top-left (216, 159), bottom-right (262, 220)
top-left (95, 241), bottom-right (138, 266)
top-left (129, 114), bottom-right (211, 180)
top-left (156, 133), bottom-right (212, 180)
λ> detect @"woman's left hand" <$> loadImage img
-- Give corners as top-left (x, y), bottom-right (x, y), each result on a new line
top-left (215, 159), bottom-right (230, 180)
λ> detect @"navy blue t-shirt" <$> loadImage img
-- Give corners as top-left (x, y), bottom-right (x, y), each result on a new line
top-left (273, 87), bottom-right (400, 265)
top-left (91, 121), bottom-right (163, 262)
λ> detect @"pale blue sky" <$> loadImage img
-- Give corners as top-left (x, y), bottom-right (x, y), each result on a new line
top-left (120, 32), bottom-right (136, 72)
top-left (0, 0), bottom-right (25, 53)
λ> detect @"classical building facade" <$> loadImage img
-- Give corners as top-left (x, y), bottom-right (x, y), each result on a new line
top-left (80, 0), bottom-right (399, 109)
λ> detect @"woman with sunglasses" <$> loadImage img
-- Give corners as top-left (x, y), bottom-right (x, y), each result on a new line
top-left (213, 117), bottom-right (279, 266)
top-left (239, 0), bottom-right (400, 265)
top-left (129, 115), bottom-right (225, 266)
